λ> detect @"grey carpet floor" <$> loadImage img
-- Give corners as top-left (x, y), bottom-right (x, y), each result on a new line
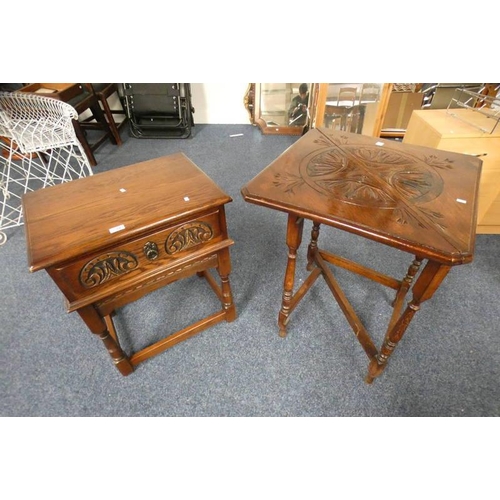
top-left (1, 124), bottom-right (499, 416)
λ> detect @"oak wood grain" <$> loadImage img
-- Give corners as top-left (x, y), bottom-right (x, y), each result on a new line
top-left (242, 128), bottom-right (482, 265)
top-left (23, 152), bottom-right (232, 271)
top-left (23, 153), bottom-right (236, 376)
top-left (242, 128), bottom-right (482, 382)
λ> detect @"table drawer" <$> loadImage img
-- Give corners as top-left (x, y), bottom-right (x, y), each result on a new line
top-left (48, 210), bottom-right (224, 302)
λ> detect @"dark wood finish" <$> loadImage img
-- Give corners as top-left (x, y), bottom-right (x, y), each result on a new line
top-left (17, 83), bottom-right (82, 101)
top-left (22, 153), bottom-right (236, 376)
top-left (278, 214), bottom-right (304, 336)
top-left (82, 84), bottom-right (126, 146)
top-left (241, 128), bottom-right (482, 382)
top-left (315, 251), bottom-right (378, 360)
top-left (67, 84), bottom-right (118, 166)
top-left (366, 260), bottom-right (451, 383)
top-left (18, 83), bottom-right (118, 167)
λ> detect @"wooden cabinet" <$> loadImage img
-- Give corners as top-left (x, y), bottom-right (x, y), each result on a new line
top-left (22, 153), bottom-right (236, 375)
top-left (403, 109), bottom-right (500, 234)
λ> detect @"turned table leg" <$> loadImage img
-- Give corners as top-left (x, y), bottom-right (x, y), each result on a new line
top-left (386, 256), bottom-right (423, 333)
top-left (77, 305), bottom-right (134, 376)
top-left (278, 214), bottom-right (304, 337)
top-left (217, 247), bottom-right (236, 322)
top-left (307, 222), bottom-right (321, 271)
top-left (366, 260), bottom-right (451, 383)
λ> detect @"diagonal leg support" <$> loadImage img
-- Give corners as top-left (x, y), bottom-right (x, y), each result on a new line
top-left (366, 260), bottom-right (451, 383)
top-left (278, 218), bottom-right (451, 384)
top-left (315, 252), bottom-right (378, 360)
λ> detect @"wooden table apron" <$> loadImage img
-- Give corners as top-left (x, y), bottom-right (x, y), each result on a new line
top-left (241, 128), bottom-right (482, 383)
top-left (22, 153), bottom-right (236, 376)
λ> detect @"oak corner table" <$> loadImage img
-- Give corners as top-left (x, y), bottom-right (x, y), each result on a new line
top-left (22, 152), bottom-right (236, 376)
top-left (241, 128), bottom-right (482, 383)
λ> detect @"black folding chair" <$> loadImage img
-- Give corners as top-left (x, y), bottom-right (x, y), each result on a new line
top-left (121, 83), bottom-right (194, 139)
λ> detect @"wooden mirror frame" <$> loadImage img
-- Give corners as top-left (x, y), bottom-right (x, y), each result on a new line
top-left (243, 83), bottom-right (255, 124)
top-left (309, 83), bottom-right (393, 137)
top-left (244, 83), bottom-right (393, 137)
top-left (244, 83), bottom-right (314, 135)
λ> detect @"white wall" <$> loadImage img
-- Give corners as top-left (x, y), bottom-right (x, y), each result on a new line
top-left (190, 83), bottom-right (250, 124)
top-left (106, 83), bottom-right (251, 124)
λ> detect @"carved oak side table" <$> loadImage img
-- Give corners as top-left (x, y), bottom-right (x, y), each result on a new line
top-left (22, 153), bottom-right (236, 376)
top-left (241, 128), bottom-right (482, 383)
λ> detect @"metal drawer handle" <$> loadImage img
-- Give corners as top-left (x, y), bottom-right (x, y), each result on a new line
top-left (143, 241), bottom-right (159, 260)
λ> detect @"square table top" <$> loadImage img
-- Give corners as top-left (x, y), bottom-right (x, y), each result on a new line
top-left (241, 128), bottom-right (483, 265)
top-left (23, 153), bottom-right (231, 271)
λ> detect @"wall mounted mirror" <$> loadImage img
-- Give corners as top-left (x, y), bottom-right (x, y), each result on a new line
top-left (245, 83), bottom-right (314, 135)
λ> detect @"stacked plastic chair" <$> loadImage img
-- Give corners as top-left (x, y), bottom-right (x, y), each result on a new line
top-left (0, 91), bottom-right (93, 245)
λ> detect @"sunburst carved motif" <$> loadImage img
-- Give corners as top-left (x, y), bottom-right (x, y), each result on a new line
top-left (303, 146), bottom-right (444, 206)
top-left (274, 142), bottom-right (449, 229)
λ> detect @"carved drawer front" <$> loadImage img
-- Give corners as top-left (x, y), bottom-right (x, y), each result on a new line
top-left (52, 210), bottom-right (223, 301)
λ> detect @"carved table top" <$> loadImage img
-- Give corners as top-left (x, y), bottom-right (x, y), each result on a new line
top-left (241, 128), bottom-right (483, 265)
top-left (23, 153), bottom-right (232, 271)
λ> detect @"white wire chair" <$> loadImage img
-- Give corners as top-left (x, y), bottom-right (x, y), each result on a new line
top-left (0, 91), bottom-right (93, 245)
